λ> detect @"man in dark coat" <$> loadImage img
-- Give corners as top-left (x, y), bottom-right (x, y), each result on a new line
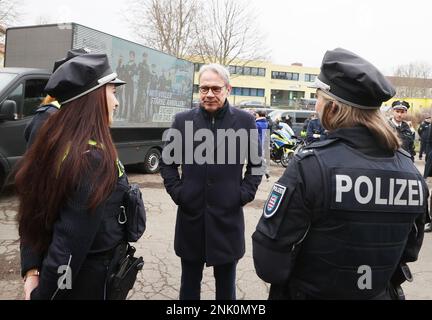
top-left (417, 115), bottom-right (431, 160)
top-left (160, 63), bottom-right (263, 300)
top-left (306, 117), bottom-right (326, 144)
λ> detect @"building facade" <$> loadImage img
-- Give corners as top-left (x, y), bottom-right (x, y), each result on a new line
top-left (191, 58), bottom-right (432, 112)
top-left (192, 59), bottom-right (320, 109)
top-left (385, 76), bottom-right (432, 110)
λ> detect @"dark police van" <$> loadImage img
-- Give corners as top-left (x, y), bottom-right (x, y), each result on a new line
top-left (0, 23), bottom-right (194, 189)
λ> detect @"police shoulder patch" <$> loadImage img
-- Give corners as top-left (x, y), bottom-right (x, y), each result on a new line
top-left (263, 183), bottom-right (287, 219)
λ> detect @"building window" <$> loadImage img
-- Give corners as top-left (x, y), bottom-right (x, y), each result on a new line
top-left (228, 65), bottom-right (266, 77)
top-left (233, 87), bottom-right (242, 95)
top-left (310, 92), bottom-right (317, 99)
top-left (305, 74), bottom-right (317, 82)
top-left (235, 66), bottom-right (243, 75)
top-left (232, 87), bottom-right (265, 97)
top-left (271, 71), bottom-right (300, 81)
top-left (271, 89), bottom-right (305, 107)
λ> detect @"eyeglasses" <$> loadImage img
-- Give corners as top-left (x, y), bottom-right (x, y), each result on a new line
top-left (199, 86), bottom-right (225, 94)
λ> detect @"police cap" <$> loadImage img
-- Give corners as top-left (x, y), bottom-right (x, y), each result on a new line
top-left (391, 100), bottom-right (410, 111)
top-left (45, 53), bottom-right (126, 105)
top-left (312, 48), bottom-right (396, 109)
top-left (52, 48), bottom-right (90, 72)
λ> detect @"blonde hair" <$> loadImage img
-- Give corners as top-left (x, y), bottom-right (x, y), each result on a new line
top-left (40, 95), bottom-right (57, 106)
top-left (318, 90), bottom-right (401, 151)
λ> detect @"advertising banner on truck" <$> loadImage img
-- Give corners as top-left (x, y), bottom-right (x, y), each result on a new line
top-left (72, 24), bottom-right (193, 128)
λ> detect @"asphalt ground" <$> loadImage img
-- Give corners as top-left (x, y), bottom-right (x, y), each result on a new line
top-left (0, 158), bottom-right (430, 300)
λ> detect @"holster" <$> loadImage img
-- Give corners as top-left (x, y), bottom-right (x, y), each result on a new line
top-left (105, 242), bottom-right (144, 300)
top-left (389, 263), bottom-right (413, 300)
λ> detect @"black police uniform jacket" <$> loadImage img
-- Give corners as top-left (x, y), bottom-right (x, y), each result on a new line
top-left (418, 121), bottom-right (431, 142)
top-left (160, 101), bottom-right (263, 266)
top-left (388, 120), bottom-right (415, 158)
top-left (306, 118), bottom-right (326, 144)
top-left (24, 103), bottom-right (60, 147)
top-left (252, 126), bottom-right (427, 299)
top-left (26, 149), bottom-right (130, 300)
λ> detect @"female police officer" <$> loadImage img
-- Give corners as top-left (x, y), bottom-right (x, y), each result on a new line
top-left (252, 48), bottom-right (428, 300)
top-left (15, 53), bottom-right (135, 299)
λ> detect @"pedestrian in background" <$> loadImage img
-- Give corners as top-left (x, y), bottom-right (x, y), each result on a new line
top-left (306, 115), bottom-right (326, 144)
top-left (417, 115), bottom-right (431, 160)
top-left (256, 110), bottom-right (270, 180)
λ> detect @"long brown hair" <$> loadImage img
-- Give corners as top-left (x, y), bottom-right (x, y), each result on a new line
top-left (15, 86), bottom-right (118, 253)
top-left (318, 90), bottom-right (401, 151)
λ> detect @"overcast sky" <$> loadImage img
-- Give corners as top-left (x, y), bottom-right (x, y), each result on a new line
top-left (16, 0), bottom-right (432, 75)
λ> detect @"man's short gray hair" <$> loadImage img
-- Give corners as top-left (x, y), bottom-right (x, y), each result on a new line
top-left (198, 63), bottom-right (231, 86)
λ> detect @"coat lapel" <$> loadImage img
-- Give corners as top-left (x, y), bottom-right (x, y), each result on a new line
top-left (215, 105), bottom-right (237, 150)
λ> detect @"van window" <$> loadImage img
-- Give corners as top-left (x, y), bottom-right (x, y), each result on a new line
top-left (23, 79), bottom-right (48, 117)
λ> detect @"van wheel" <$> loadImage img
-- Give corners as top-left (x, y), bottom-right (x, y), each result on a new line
top-left (139, 148), bottom-right (161, 174)
top-left (0, 168), bottom-right (5, 192)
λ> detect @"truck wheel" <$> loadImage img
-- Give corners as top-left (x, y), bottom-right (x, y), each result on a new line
top-left (140, 148), bottom-right (161, 174)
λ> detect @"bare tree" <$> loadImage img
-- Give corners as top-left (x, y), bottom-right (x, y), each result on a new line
top-left (0, 0), bottom-right (20, 42)
top-left (125, 0), bottom-right (268, 67)
top-left (125, 0), bottom-right (200, 59)
top-left (192, 0), bottom-right (268, 66)
top-left (394, 62), bottom-right (432, 98)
